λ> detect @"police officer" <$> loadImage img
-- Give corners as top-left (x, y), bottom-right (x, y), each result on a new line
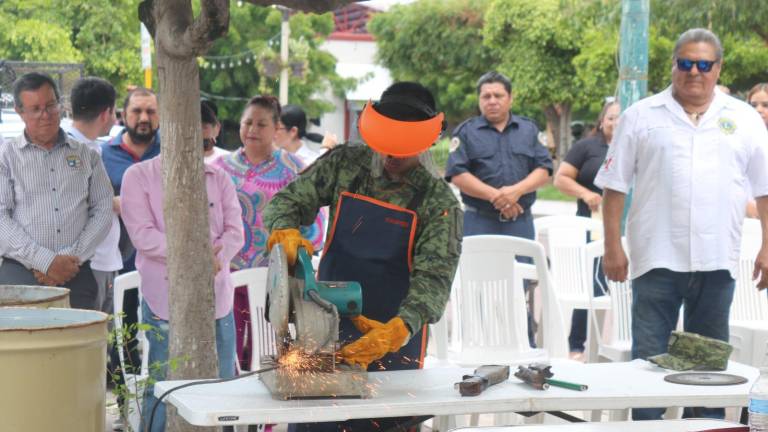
top-left (264, 82), bottom-right (462, 432)
top-left (445, 71), bottom-right (552, 240)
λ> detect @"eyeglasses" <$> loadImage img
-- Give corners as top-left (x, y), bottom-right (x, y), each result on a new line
top-left (675, 58), bottom-right (717, 73)
top-left (21, 102), bottom-right (62, 119)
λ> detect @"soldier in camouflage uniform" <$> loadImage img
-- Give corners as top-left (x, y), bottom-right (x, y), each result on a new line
top-left (265, 82), bottom-right (462, 432)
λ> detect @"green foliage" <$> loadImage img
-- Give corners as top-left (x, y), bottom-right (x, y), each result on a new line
top-left (369, 0), bottom-right (494, 125)
top-left (372, 0), bottom-right (768, 130)
top-left (429, 138), bottom-right (451, 175)
top-left (1, 1), bottom-right (351, 118)
top-left (483, 0), bottom-right (587, 108)
top-left (648, 0), bottom-right (768, 94)
top-left (108, 313), bottom-right (190, 432)
top-left (718, 34), bottom-right (768, 91)
top-left (0, 19), bottom-right (83, 63)
top-left (573, 26), bottom-right (675, 112)
top-left (651, 0), bottom-right (768, 44)
top-left (0, 0), bottom-right (144, 97)
top-left (200, 5), bottom-right (355, 124)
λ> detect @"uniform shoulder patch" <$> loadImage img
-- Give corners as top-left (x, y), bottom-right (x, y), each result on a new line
top-left (449, 137), bottom-right (461, 153)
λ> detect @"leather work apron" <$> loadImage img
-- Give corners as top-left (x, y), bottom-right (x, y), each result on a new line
top-left (290, 176), bottom-right (428, 432)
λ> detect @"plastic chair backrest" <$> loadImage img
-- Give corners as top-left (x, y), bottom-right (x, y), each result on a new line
top-left (452, 235), bottom-right (567, 363)
top-left (731, 218), bottom-right (768, 322)
top-left (606, 279), bottom-right (633, 346)
top-left (534, 215), bottom-right (603, 240)
top-left (113, 271), bottom-right (149, 375)
top-left (535, 215), bottom-right (603, 298)
top-left (231, 267), bottom-right (274, 371)
top-left (583, 237), bottom-right (633, 356)
top-left (429, 266), bottom-right (457, 361)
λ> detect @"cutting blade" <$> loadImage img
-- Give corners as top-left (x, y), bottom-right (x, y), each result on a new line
top-left (664, 372), bottom-right (748, 386)
top-left (267, 243), bottom-right (291, 346)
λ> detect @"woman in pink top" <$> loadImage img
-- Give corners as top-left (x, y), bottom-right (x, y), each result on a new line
top-left (121, 156), bottom-right (244, 432)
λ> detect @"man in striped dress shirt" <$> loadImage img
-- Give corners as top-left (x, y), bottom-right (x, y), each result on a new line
top-left (0, 72), bottom-right (113, 309)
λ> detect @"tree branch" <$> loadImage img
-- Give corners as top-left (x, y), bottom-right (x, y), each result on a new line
top-left (185, 0), bottom-right (230, 56)
top-left (138, 0), bottom-right (156, 37)
top-left (152, 0), bottom-right (230, 59)
top-left (244, 0), bottom-right (360, 13)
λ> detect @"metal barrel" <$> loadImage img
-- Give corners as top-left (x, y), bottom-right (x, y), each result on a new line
top-left (0, 285), bottom-right (70, 308)
top-left (0, 307), bottom-right (108, 431)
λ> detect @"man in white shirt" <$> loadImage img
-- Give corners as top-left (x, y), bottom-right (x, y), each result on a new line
top-left (63, 77), bottom-right (122, 313)
top-left (596, 28), bottom-right (768, 420)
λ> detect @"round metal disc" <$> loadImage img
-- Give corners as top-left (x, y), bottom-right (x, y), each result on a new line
top-left (266, 243), bottom-right (290, 342)
top-left (664, 372), bottom-right (748, 386)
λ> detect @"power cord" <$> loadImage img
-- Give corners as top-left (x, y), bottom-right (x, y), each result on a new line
top-left (146, 364), bottom-right (280, 432)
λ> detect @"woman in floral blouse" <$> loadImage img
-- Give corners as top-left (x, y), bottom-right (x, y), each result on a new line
top-left (213, 95), bottom-right (323, 369)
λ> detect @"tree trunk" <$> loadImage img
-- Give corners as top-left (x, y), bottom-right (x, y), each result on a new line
top-left (140, 0), bottom-right (229, 430)
top-left (159, 56), bottom-right (217, 432)
top-left (137, 1), bottom-right (357, 430)
top-left (543, 103), bottom-right (573, 163)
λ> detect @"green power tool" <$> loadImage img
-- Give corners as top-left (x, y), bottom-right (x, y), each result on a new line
top-left (293, 247), bottom-right (362, 317)
top-left (263, 244), bottom-right (370, 399)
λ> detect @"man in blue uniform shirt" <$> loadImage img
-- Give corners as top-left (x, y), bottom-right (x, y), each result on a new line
top-left (446, 71), bottom-right (552, 347)
top-left (445, 71), bottom-right (552, 240)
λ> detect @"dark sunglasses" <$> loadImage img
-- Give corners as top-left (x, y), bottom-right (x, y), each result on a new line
top-left (676, 58), bottom-right (717, 73)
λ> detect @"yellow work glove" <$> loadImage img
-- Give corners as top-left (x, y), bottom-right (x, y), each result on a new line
top-left (267, 228), bottom-right (314, 265)
top-left (349, 314), bottom-right (385, 334)
top-left (340, 316), bottom-right (410, 369)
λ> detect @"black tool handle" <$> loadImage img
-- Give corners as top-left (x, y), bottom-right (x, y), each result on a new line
top-left (455, 365), bottom-right (510, 396)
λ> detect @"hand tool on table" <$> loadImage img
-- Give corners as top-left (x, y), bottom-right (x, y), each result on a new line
top-left (261, 244), bottom-right (370, 400)
top-left (515, 363), bottom-right (589, 391)
top-left (455, 365), bottom-right (511, 396)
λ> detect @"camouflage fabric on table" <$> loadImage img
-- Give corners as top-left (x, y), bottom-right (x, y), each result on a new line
top-left (648, 331), bottom-right (733, 371)
top-left (263, 144), bottom-right (463, 333)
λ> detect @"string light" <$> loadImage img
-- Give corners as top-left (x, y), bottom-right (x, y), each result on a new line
top-left (197, 31), bottom-right (304, 72)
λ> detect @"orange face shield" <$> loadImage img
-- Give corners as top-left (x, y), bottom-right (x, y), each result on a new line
top-left (358, 100), bottom-right (445, 158)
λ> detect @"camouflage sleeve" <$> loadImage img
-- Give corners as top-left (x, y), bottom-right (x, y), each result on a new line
top-left (263, 147), bottom-right (343, 231)
top-left (398, 199), bottom-right (463, 333)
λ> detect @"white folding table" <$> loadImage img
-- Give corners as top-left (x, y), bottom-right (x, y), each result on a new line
top-left (451, 419), bottom-right (746, 431)
top-left (154, 359), bottom-right (757, 427)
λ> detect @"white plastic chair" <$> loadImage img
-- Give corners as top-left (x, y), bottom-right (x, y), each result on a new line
top-left (600, 279), bottom-right (633, 362)
top-left (424, 301), bottom-right (454, 432)
top-left (449, 235), bottom-right (567, 364)
top-left (730, 218), bottom-right (768, 366)
top-left (581, 238), bottom-right (633, 363)
top-left (535, 216), bottom-right (610, 361)
top-left (438, 236), bottom-right (566, 429)
top-left (231, 267), bottom-right (275, 372)
top-left (113, 270), bottom-right (149, 432)
top-left (423, 267), bottom-right (456, 369)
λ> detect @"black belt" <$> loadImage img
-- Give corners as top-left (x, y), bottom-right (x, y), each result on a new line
top-left (464, 204), bottom-right (518, 222)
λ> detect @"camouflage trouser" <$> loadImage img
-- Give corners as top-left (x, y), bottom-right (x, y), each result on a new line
top-left (631, 268), bottom-right (735, 420)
